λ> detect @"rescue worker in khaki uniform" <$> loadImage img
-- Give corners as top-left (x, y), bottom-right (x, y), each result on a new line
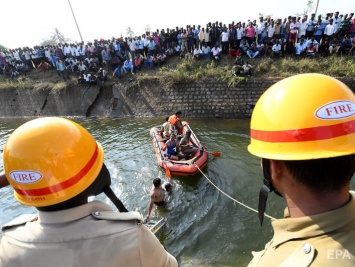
top-left (247, 73), bottom-right (355, 267)
top-left (0, 117), bottom-right (178, 267)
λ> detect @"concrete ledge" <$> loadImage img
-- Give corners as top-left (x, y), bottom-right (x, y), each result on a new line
top-left (0, 78), bottom-right (354, 118)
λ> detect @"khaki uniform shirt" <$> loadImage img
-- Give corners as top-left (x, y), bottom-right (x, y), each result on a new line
top-left (248, 191), bottom-right (355, 267)
top-left (0, 200), bottom-right (178, 267)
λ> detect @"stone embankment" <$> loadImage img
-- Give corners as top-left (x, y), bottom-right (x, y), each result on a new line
top-left (0, 78), bottom-right (354, 118)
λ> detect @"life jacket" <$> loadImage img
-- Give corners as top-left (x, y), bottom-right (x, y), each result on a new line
top-left (168, 114), bottom-right (183, 134)
top-left (168, 114), bottom-right (178, 126)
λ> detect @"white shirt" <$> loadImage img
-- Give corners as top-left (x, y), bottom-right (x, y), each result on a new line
top-left (78, 64), bottom-right (87, 72)
top-left (324, 24), bottom-right (336, 36)
top-left (63, 46), bottom-right (71, 55)
top-left (193, 48), bottom-right (202, 55)
top-left (204, 31), bottom-right (210, 42)
top-left (221, 32), bottom-right (229, 42)
top-left (202, 46), bottom-right (210, 54)
top-left (295, 42), bottom-right (306, 54)
top-left (211, 47), bottom-right (221, 56)
top-left (298, 21), bottom-right (307, 37)
top-left (257, 23), bottom-right (265, 34)
top-left (236, 28), bottom-right (243, 40)
top-left (290, 22), bottom-right (299, 34)
top-left (13, 51), bottom-right (20, 61)
top-left (333, 17), bottom-right (342, 32)
top-left (272, 44), bottom-right (281, 51)
top-left (44, 50), bottom-right (52, 59)
top-left (267, 25), bottom-right (275, 38)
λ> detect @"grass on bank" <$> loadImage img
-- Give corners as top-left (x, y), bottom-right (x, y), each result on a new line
top-left (0, 54), bottom-right (354, 90)
top-left (137, 54), bottom-right (355, 88)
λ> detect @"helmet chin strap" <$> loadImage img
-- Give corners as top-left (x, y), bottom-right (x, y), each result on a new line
top-left (103, 185), bottom-right (128, 212)
top-left (258, 159), bottom-right (282, 226)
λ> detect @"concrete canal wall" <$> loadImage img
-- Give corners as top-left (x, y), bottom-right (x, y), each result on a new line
top-left (0, 78), bottom-right (354, 118)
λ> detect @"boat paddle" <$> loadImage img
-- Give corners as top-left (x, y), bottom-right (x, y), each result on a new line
top-left (198, 148), bottom-right (221, 157)
top-left (164, 161), bottom-right (171, 178)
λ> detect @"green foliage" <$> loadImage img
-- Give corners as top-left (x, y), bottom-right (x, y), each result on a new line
top-left (1, 53), bottom-right (355, 91)
top-left (0, 44), bottom-right (7, 51)
top-left (41, 28), bottom-right (70, 46)
top-left (126, 27), bottom-right (134, 38)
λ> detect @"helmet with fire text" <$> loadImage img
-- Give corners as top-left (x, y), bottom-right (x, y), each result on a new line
top-left (248, 73), bottom-right (355, 160)
top-left (248, 73), bottom-right (355, 226)
top-left (3, 117), bottom-right (106, 208)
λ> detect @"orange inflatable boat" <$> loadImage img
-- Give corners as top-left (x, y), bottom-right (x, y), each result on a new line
top-left (150, 121), bottom-right (208, 177)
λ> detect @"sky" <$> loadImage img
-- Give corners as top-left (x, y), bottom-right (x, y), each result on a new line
top-left (1, 0), bottom-right (354, 49)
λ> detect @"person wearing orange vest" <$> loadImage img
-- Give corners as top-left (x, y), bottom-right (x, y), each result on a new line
top-left (168, 111), bottom-right (184, 135)
top-left (247, 74), bottom-right (355, 267)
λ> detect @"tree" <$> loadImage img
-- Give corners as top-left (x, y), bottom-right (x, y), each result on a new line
top-left (40, 28), bottom-right (70, 46)
top-left (144, 24), bottom-right (151, 34)
top-left (0, 44), bottom-right (7, 51)
top-left (296, 0), bottom-right (314, 17)
top-left (126, 27), bottom-right (134, 38)
top-left (258, 13), bottom-right (273, 20)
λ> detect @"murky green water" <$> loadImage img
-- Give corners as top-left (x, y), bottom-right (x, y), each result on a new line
top-left (0, 117), bottom-right (354, 267)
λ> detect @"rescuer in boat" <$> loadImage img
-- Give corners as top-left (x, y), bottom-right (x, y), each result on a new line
top-left (168, 111), bottom-right (184, 135)
top-left (179, 130), bottom-right (199, 159)
top-left (146, 178), bottom-right (172, 220)
top-left (163, 133), bottom-right (185, 160)
top-left (161, 116), bottom-right (172, 139)
top-left (247, 74), bottom-right (355, 267)
top-left (0, 117), bottom-right (178, 267)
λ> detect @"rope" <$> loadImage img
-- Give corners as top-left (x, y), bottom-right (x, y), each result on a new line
top-left (195, 164), bottom-right (276, 220)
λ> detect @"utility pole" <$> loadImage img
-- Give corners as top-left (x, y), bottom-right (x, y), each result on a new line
top-left (68, 0), bottom-right (84, 43)
top-left (314, 0), bottom-right (320, 17)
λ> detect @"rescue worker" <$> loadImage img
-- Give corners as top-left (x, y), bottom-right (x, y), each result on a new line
top-left (179, 130), bottom-right (199, 158)
top-left (168, 111), bottom-right (184, 135)
top-left (161, 116), bottom-right (172, 139)
top-left (0, 117), bottom-right (178, 267)
top-left (247, 73), bottom-right (355, 266)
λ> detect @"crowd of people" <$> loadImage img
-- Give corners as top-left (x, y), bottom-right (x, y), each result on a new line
top-left (0, 10), bottom-right (354, 81)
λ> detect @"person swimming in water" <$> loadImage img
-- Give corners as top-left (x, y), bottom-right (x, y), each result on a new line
top-left (146, 178), bottom-right (172, 220)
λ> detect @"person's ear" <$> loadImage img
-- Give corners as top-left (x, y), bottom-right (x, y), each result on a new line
top-left (269, 160), bottom-right (286, 183)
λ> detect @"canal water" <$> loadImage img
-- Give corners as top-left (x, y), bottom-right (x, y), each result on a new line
top-left (0, 117), bottom-right (354, 267)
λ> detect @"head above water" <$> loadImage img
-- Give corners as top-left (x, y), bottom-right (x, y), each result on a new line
top-left (153, 178), bottom-right (162, 187)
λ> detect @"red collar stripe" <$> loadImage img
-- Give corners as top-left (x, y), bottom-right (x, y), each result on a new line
top-left (15, 144), bottom-right (99, 197)
top-left (251, 120), bottom-right (355, 143)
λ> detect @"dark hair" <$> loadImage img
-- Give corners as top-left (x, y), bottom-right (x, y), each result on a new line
top-left (176, 111), bottom-right (182, 115)
top-left (283, 154), bottom-right (355, 193)
top-left (38, 164), bottom-right (111, 211)
top-left (153, 178), bottom-right (162, 187)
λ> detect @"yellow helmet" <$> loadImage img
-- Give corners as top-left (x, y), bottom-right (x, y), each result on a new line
top-left (3, 117), bottom-right (104, 207)
top-left (248, 73), bottom-right (355, 160)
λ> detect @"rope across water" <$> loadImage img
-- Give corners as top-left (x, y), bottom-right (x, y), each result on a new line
top-left (195, 164), bottom-right (276, 220)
